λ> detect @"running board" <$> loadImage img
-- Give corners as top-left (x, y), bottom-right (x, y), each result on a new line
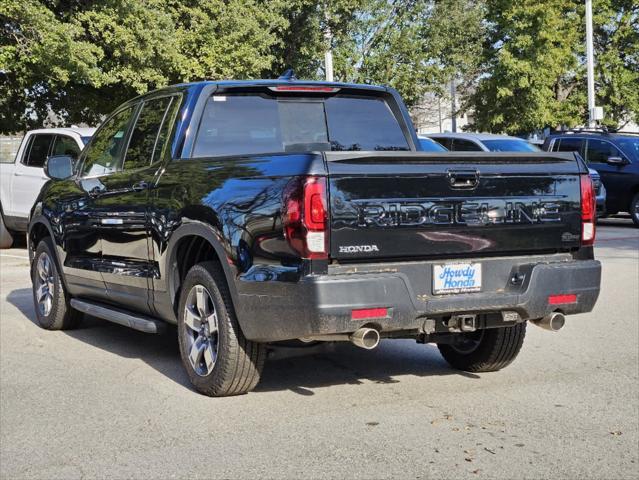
top-left (70, 299), bottom-right (166, 334)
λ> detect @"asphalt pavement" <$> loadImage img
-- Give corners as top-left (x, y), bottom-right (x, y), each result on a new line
top-left (1, 217), bottom-right (637, 479)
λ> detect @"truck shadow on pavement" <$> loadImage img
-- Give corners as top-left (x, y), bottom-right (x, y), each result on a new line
top-left (8, 287), bottom-right (479, 396)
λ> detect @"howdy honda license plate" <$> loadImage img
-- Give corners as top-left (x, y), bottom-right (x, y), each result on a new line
top-left (433, 263), bottom-right (482, 295)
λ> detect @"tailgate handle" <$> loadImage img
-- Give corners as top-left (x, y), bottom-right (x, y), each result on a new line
top-left (447, 169), bottom-right (479, 189)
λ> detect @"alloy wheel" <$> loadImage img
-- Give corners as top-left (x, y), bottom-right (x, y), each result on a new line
top-left (183, 284), bottom-right (219, 376)
top-left (35, 252), bottom-right (55, 317)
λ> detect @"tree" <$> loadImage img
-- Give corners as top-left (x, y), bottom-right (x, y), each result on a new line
top-left (0, 1), bottom-right (102, 132)
top-left (593, 0), bottom-right (639, 128)
top-left (470, 0), bottom-right (638, 133)
top-left (0, 0), bottom-right (284, 134)
top-left (331, 0), bottom-right (485, 107)
top-left (469, 0), bottom-right (585, 134)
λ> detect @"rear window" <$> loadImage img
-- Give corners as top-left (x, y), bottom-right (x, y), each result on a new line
top-left (192, 94), bottom-right (409, 157)
top-left (482, 139), bottom-right (540, 152)
top-left (418, 138), bottom-right (448, 152)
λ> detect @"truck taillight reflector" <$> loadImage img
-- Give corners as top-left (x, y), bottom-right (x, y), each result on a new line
top-left (580, 174), bottom-right (596, 246)
top-left (351, 308), bottom-right (388, 320)
top-left (282, 176), bottom-right (328, 259)
top-left (548, 294), bottom-right (577, 305)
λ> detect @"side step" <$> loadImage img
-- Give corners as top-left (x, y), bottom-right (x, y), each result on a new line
top-left (70, 299), bottom-right (166, 334)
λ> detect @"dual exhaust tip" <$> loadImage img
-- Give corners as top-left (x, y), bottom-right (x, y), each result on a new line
top-left (302, 312), bottom-right (565, 348)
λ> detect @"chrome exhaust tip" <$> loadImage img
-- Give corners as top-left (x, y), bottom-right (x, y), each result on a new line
top-left (532, 312), bottom-right (566, 332)
top-left (349, 328), bottom-right (380, 349)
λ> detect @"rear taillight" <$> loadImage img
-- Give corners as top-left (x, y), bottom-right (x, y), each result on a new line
top-left (282, 176), bottom-right (328, 259)
top-left (580, 174), bottom-right (596, 246)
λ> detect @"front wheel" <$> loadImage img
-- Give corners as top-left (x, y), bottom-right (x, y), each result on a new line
top-left (437, 322), bottom-right (526, 372)
top-left (31, 239), bottom-right (81, 330)
top-left (630, 193), bottom-right (639, 227)
top-left (177, 262), bottom-right (266, 396)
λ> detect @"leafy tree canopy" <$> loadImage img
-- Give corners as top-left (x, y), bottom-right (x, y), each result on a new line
top-left (0, 0), bottom-right (636, 134)
top-left (470, 0), bottom-right (638, 133)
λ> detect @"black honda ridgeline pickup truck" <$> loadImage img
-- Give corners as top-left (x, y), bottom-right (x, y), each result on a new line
top-left (29, 78), bottom-right (601, 396)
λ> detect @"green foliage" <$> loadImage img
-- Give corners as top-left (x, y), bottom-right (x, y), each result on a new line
top-left (470, 0), bottom-right (585, 134)
top-left (470, 0), bottom-right (638, 133)
top-left (1, 0), bottom-right (636, 134)
top-left (331, 0), bottom-right (485, 107)
top-left (593, 0), bottom-right (639, 128)
top-left (0, 0), bottom-right (284, 133)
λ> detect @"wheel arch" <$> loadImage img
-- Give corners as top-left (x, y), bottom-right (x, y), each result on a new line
top-left (27, 216), bottom-right (72, 291)
top-left (164, 221), bottom-right (241, 325)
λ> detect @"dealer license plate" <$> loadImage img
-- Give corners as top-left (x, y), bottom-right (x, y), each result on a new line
top-left (433, 263), bottom-right (482, 295)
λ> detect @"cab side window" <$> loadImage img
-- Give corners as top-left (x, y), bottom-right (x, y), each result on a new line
top-left (453, 139), bottom-right (482, 151)
top-left (586, 139), bottom-right (623, 164)
top-left (23, 134), bottom-right (54, 168)
top-left (52, 135), bottom-right (81, 158)
top-left (81, 106), bottom-right (135, 177)
top-left (123, 96), bottom-right (175, 172)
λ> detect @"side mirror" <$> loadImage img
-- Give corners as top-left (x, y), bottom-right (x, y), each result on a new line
top-left (606, 156), bottom-right (629, 166)
top-left (44, 155), bottom-right (75, 180)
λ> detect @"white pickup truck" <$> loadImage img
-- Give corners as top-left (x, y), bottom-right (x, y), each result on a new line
top-left (1, 127), bottom-right (95, 248)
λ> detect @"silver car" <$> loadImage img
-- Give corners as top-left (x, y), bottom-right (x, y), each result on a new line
top-left (427, 132), bottom-right (606, 215)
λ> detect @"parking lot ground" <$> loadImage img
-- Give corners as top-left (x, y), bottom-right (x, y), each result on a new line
top-left (1, 219), bottom-right (638, 479)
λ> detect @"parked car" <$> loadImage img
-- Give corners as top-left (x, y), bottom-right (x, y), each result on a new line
top-left (542, 130), bottom-right (639, 226)
top-left (28, 79), bottom-right (601, 397)
top-left (417, 135), bottom-right (448, 152)
top-left (0, 128), bottom-right (95, 248)
top-left (427, 132), bottom-right (539, 152)
top-left (429, 132), bottom-right (606, 215)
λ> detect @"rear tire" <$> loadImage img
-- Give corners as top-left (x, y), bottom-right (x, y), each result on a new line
top-left (630, 193), bottom-right (639, 227)
top-left (177, 262), bottom-right (266, 396)
top-left (0, 212), bottom-right (13, 249)
top-left (437, 323), bottom-right (526, 372)
top-left (31, 238), bottom-right (81, 330)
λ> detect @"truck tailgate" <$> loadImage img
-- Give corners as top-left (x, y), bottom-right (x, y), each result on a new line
top-left (326, 152), bottom-right (585, 260)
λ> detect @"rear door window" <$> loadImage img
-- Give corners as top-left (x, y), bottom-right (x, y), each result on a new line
top-left (23, 134), bottom-right (54, 168)
top-left (430, 137), bottom-right (452, 150)
top-left (556, 138), bottom-right (584, 154)
top-left (123, 96), bottom-right (175, 171)
top-left (52, 135), bottom-right (81, 158)
top-left (452, 139), bottom-right (482, 151)
top-left (192, 94), bottom-right (409, 157)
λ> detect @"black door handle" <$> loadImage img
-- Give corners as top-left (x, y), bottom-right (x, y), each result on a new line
top-left (447, 169), bottom-right (480, 189)
top-left (132, 181), bottom-right (149, 192)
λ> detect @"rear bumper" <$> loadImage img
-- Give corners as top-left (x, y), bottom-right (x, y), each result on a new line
top-left (236, 255), bottom-right (601, 342)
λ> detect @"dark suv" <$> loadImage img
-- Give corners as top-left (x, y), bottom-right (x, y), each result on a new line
top-left (543, 131), bottom-right (639, 225)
